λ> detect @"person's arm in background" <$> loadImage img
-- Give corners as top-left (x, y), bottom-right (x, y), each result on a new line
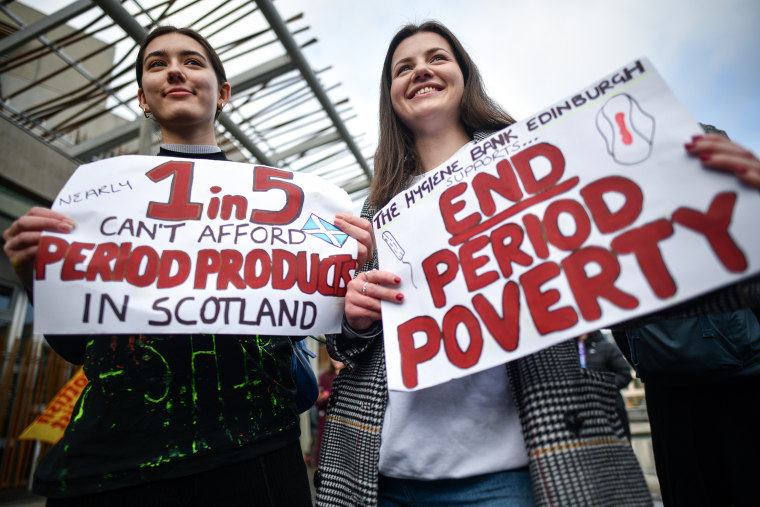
top-left (603, 341), bottom-right (633, 390)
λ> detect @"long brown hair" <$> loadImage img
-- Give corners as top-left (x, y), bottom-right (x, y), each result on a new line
top-left (370, 21), bottom-right (515, 209)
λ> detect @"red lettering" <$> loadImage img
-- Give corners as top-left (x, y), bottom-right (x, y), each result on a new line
top-left (440, 182), bottom-right (480, 235)
top-left (472, 159), bottom-right (523, 215)
top-left (459, 235), bottom-right (498, 292)
top-left (112, 242), bottom-right (132, 282)
top-left (611, 219), bottom-right (676, 298)
top-left (297, 252), bottom-right (320, 294)
top-left (522, 213), bottom-right (549, 259)
top-left (85, 243), bottom-right (119, 281)
top-left (125, 246), bottom-right (159, 287)
top-left (217, 250), bottom-right (245, 289)
top-left (61, 242), bottom-right (95, 281)
top-left (244, 249), bottom-right (270, 288)
top-left (491, 223), bottom-right (533, 278)
top-left (250, 166), bottom-right (304, 226)
top-left (272, 249), bottom-right (297, 289)
top-left (422, 249), bottom-right (459, 308)
top-left (510, 142), bottom-right (565, 195)
top-left (581, 176), bottom-right (642, 234)
top-left (146, 160), bottom-right (203, 220)
top-left (671, 192), bottom-right (747, 272)
top-left (221, 194), bottom-right (247, 220)
top-left (520, 262), bottom-right (578, 334)
top-left (157, 250), bottom-right (191, 288)
top-left (562, 246), bottom-right (638, 321)
top-left (472, 281), bottom-right (520, 352)
top-left (335, 254), bottom-right (354, 298)
top-left (195, 249), bottom-right (221, 289)
top-left (398, 316), bottom-right (441, 389)
top-left (442, 306), bottom-right (483, 369)
top-left (543, 199), bottom-right (591, 251)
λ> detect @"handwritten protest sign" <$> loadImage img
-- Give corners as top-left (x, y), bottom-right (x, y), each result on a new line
top-left (376, 58), bottom-right (760, 391)
top-left (19, 369), bottom-right (87, 444)
top-left (34, 157), bottom-right (356, 335)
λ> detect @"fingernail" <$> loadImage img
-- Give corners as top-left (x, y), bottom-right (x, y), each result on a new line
top-left (394, 277), bottom-right (401, 284)
top-left (396, 293), bottom-right (404, 301)
top-left (59, 220), bottom-right (75, 232)
top-left (692, 135), bottom-right (703, 142)
top-left (736, 166), bottom-right (749, 174)
top-left (684, 142), bottom-right (695, 150)
top-left (699, 152), bottom-right (712, 161)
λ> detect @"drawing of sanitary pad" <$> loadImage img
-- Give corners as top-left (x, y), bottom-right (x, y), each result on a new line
top-left (596, 93), bottom-right (655, 165)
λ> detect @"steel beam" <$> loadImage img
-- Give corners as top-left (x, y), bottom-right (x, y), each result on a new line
top-left (229, 54), bottom-right (297, 93)
top-left (0, 0), bottom-right (92, 55)
top-left (272, 131), bottom-right (341, 164)
top-left (255, 0), bottom-right (372, 181)
top-left (66, 120), bottom-right (140, 160)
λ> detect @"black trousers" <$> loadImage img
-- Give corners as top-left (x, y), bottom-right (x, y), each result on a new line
top-left (46, 440), bottom-right (312, 507)
top-left (645, 380), bottom-right (760, 507)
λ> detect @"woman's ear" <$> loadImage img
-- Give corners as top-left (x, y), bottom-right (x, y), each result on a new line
top-left (219, 82), bottom-right (231, 106)
top-left (137, 88), bottom-right (148, 111)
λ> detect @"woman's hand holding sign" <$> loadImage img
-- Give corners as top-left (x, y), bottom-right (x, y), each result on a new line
top-left (334, 212), bottom-right (375, 270)
top-left (687, 134), bottom-right (760, 190)
top-left (345, 269), bottom-right (403, 331)
top-left (3, 207), bottom-right (74, 293)
top-left (334, 212), bottom-right (404, 331)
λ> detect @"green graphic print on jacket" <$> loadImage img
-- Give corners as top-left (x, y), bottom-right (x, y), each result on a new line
top-left (34, 333), bottom-right (299, 498)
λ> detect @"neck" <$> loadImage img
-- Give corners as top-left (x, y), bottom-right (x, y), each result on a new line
top-left (414, 123), bottom-right (471, 173)
top-left (160, 123), bottom-right (218, 146)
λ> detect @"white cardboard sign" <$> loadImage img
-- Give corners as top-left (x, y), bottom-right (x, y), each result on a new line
top-left (34, 156), bottom-right (356, 335)
top-left (375, 59), bottom-right (760, 391)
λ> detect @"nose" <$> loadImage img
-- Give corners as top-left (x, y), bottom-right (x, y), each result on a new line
top-left (412, 62), bottom-right (433, 82)
top-left (166, 61), bottom-right (186, 83)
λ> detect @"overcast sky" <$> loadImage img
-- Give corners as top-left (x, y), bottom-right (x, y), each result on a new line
top-left (277, 0), bottom-right (760, 157)
top-left (32, 0), bottom-right (760, 158)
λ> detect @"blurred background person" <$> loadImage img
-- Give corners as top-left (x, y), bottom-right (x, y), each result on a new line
top-left (578, 331), bottom-right (633, 440)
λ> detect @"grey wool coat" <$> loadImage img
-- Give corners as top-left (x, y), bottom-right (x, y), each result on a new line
top-left (314, 199), bottom-right (652, 507)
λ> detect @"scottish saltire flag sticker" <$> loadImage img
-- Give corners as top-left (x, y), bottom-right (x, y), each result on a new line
top-left (302, 213), bottom-right (349, 247)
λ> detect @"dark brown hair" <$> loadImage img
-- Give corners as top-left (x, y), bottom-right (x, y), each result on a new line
top-left (135, 26), bottom-right (227, 88)
top-left (370, 21), bottom-right (515, 209)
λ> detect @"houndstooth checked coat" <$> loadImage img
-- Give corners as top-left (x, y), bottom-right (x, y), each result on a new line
top-left (314, 199), bottom-right (652, 507)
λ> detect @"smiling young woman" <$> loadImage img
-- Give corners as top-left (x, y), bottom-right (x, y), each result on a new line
top-left (2, 26), bottom-right (312, 507)
top-left (316, 21), bottom-right (653, 507)
top-left (319, 19), bottom-right (760, 507)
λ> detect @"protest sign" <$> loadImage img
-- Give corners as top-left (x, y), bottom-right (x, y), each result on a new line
top-left (376, 58), bottom-right (760, 391)
top-left (34, 157), bottom-right (356, 335)
top-left (19, 369), bottom-right (87, 444)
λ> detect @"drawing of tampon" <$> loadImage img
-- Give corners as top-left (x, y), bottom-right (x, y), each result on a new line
top-left (381, 231), bottom-right (417, 288)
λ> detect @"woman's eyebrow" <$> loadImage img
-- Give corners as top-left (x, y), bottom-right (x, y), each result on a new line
top-left (144, 49), bottom-right (207, 62)
top-left (392, 47), bottom-right (450, 72)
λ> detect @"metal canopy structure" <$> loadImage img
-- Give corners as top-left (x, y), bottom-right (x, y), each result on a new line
top-left (0, 0), bottom-right (374, 202)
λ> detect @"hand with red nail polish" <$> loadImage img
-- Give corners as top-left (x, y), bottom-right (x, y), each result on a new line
top-left (344, 268), bottom-right (405, 331)
top-left (686, 132), bottom-right (760, 190)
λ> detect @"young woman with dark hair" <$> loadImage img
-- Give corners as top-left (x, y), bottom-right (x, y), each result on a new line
top-left (318, 20), bottom-right (659, 507)
top-left (369, 22), bottom-right (516, 210)
top-left (2, 27), bottom-right (312, 506)
top-left (320, 20), bottom-right (760, 507)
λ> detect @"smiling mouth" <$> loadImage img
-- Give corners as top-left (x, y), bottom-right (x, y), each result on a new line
top-left (412, 86), bottom-right (439, 98)
top-left (165, 89), bottom-right (193, 96)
